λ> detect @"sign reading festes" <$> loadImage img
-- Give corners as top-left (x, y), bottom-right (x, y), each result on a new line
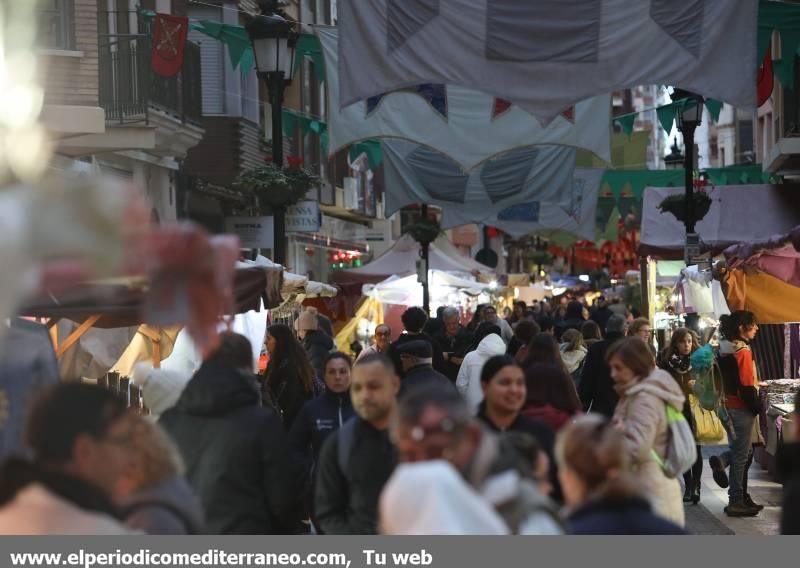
top-left (286, 200), bottom-right (322, 233)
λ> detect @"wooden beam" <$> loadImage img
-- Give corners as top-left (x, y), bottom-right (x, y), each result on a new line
top-left (55, 315), bottom-right (102, 358)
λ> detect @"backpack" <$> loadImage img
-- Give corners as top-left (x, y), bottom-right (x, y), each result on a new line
top-left (650, 404), bottom-right (697, 479)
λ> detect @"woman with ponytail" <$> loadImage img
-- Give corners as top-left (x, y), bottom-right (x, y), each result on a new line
top-left (556, 415), bottom-right (685, 534)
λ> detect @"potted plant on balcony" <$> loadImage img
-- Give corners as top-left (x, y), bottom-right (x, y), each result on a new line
top-left (234, 157), bottom-right (319, 210)
top-left (657, 190), bottom-right (712, 225)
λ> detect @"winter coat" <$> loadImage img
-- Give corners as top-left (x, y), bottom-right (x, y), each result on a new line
top-left (718, 339), bottom-right (760, 415)
top-left (303, 331), bottom-right (334, 382)
top-left (612, 368), bottom-right (686, 527)
top-left (380, 460), bottom-right (509, 535)
top-left (401, 365), bottom-right (456, 397)
top-left (561, 345), bottom-right (588, 376)
top-left (522, 404), bottom-right (575, 432)
top-left (159, 361), bottom-right (302, 534)
top-left (590, 306), bottom-right (613, 335)
top-left (567, 495), bottom-right (686, 535)
top-left (314, 417), bottom-right (397, 534)
top-left (264, 359), bottom-right (314, 431)
top-left (556, 302), bottom-right (587, 340)
top-left (456, 334), bottom-right (507, 413)
top-left (434, 327), bottom-right (473, 382)
top-left (289, 389), bottom-right (355, 465)
top-left (388, 332), bottom-right (446, 379)
top-left (578, 332), bottom-right (624, 417)
top-left (119, 477), bottom-right (205, 535)
top-left (0, 484), bottom-right (130, 535)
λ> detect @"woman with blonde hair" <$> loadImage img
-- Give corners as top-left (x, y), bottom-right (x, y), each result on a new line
top-left (607, 337), bottom-right (687, 527)
top-left (556, 415), bottom-right (685, 534)
top-left (113, 416), bottom-right (204, 534)
top-left (559, 329), bottom-right (588, 385)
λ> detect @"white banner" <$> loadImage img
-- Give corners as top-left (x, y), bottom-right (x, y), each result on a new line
top-left (337, 0), bottom-right (757, 123)
top-left (317, 27), bottom-right (611, 167)
top-left (224, 216), bottom-right (274, 249)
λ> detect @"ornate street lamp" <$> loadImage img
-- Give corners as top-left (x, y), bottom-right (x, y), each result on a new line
top-left (671, 88), bottom-right (703, 264)
top-left (246, 1), bottom-right (298, 265)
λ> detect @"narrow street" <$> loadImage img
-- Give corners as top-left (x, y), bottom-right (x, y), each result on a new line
top-left (685, 447), bottom-right (782, 535)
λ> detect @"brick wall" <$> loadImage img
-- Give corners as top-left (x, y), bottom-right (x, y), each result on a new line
top-left (42, 0), bottom-right (99, 107)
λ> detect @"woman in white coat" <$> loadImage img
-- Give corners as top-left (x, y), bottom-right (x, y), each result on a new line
top-left (456, 323), bottom-right (506, 414)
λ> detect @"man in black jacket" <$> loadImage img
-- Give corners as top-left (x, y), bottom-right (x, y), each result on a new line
top-left (578, 315), bottom-right (628, 417)
top-left (160, 333), bottom-right (302, 534)
top-left (388, 307), bottom-right (446, 378)
top-left (434, 307), bottom-right (473, 383)
top-left (314, 354), bottom-right (399, 534)
top-left (396, 340), bottom-right (454, 397)
top-left (590, 295), bottom-right (613, 336)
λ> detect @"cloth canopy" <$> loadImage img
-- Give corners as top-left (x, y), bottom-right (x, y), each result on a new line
top-left (723, 268), bottom-right (800, 324)
top-left (18, 267), bottom-right (283, 328)
top-left (640, 185), bottom-right (800, 259)
top-left (724, 226), bottom-right (800, 287)
top-left (316, 27), bottom-right (611, 166)
top-left (336, 234), bottom-right (493, 284)
top-left (442, 168), bottom-right (604, 241)
top-left (382, 139), bottom-right (579, 219)
top-left (337, 0), bottom-right (757, 123)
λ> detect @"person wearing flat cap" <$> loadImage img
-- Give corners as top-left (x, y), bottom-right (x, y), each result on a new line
top-left (396, 340), bottom-right (455, 397)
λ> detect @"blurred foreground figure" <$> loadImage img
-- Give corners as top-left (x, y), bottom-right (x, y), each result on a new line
top-left (113, 416), bottom-right (204, 534)
top-left (0, 384), bottom-right (133, 534)
top-left (557, 415), bottom-right (685, 535)
top-left (380, 460), bottom-right (508, 535)
top-left (160, 333), bottom-right (302, 534)
top-left (392, 384), bottom-right (563, 534)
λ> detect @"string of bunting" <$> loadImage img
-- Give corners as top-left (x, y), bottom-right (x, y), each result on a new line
top-left (612, 97), bottom-right (723, 137)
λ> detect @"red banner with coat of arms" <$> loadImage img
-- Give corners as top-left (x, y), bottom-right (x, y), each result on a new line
top-left (151, 13), bottom-right (189, 78)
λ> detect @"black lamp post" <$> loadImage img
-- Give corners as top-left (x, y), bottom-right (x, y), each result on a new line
top-left (246, 1), bottom-right (298, 266)
top-left (671, 89), bottom-right (704, 235)
top-left (664, 137), bottom-right (685, 170)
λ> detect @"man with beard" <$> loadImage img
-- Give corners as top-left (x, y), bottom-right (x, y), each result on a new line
top-left (314, 354), bottom-right (399, 534)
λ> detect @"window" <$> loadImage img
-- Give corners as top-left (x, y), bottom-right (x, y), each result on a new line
top-left (39, 0), bottom-right (75, 50)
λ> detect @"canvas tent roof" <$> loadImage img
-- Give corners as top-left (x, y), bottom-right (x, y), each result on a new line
top-left (336, 234), bottom-right (493, 284)
top-left (639, 184), bottom-right (800, 259)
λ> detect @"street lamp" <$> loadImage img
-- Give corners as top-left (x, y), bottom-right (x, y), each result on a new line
top-left (664, 137), bottom-right (685, 169)
top-left (246, 1), bottom-right (298, 266)
top-left (671, 89), bottom-right (703, 266)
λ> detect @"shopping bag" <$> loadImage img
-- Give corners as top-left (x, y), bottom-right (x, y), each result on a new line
top-left (691, 394), bottom-right (727, 445)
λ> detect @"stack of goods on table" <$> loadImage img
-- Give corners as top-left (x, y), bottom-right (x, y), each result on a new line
top-left (756, 379), bottom-right (800, 476)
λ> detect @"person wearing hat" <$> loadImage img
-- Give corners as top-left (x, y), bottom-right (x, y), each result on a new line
top-left (296, 308), bottom-right (334, 383)
top-left (396, 340), bottom-right (454, 397)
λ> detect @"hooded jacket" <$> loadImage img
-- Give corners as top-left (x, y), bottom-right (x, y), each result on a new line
top-left (159, 361), bottom-right (302, 534)
top-left (556, 301), bottom-right (587, 339)
top-left (303, 331), bottom-right (334, 381)
top-left (289, 389), bottom-right (355, 466)
top-left (119, 477), bottom-right (205, 535)
top-left (380, 460), bottom-right (509, 535)
top-left (613, 368), bottom-right (686, 527)
top-left (456, 334), bottom-right (507, 413)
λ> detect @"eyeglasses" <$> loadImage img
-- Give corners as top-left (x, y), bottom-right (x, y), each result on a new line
top-left (376, 331), bottom-right (391, 337)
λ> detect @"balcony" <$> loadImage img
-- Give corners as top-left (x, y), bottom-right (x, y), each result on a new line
top-left (99, 36), bottom-right (202, 126)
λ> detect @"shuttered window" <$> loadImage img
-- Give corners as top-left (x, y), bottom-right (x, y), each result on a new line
top-left (188, 6), bottom-right (225, 114)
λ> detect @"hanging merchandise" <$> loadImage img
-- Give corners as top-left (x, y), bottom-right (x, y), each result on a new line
top-left (151, 14), bottom-right (189, 77)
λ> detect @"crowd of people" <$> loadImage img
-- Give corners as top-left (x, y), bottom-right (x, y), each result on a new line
top-left (0, 299), bottom-right (799, 536)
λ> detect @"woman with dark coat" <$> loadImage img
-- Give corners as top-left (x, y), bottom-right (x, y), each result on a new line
top-left (263, 324), bottom-right (316, 431)
top-left (557, 415), bottom-right (686, 535)
top-left (658, 327), bottom-right (703, 505)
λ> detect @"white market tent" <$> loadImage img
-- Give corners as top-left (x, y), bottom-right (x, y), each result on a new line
top-left (337, 234), bottom-right (494, 284)
top-left (363, 270), bottom-right (490, 306)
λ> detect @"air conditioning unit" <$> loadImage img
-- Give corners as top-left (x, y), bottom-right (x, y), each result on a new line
top-left (343, 177), bottom-right (359, 210)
